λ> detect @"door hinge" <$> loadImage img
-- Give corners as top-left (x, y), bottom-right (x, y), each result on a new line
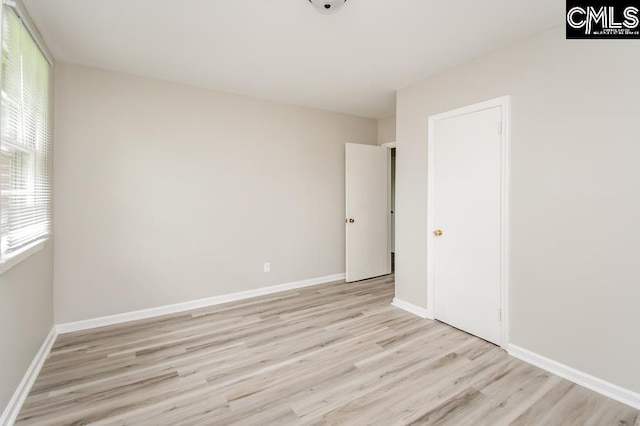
top-left (497, 121), bottom-right (503, 135)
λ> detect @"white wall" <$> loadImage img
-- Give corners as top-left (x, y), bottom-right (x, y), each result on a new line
top-left (377, 116), bottom-right (396, 144)
top-left (396, 27), bottom-right (640, 394)
top-left (54, 62), bottom-right (377, 323)
top-left (0, 244), bottom-right (54, 410)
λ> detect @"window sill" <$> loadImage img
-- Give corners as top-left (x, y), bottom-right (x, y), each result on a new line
top-left (0, 238), bottom-right (48, 275)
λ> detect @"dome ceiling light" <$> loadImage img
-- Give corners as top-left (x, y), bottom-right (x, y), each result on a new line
top-left (308, 0), bottom-right (348, 15)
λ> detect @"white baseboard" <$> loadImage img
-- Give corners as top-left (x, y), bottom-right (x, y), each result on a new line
top-left (1, 326), bottom-right (57, 426)
top-left (56, 273), bottom-right (346, 334)
top-left (508, 344), bottom-right (640, 411)
top-left (392, 298), bottom-right (431, 319)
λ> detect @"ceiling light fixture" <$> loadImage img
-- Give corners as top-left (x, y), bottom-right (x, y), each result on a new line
top-left (308, 0), bottom-right (348, 15)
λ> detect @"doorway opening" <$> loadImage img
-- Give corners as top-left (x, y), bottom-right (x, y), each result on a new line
top-left (345, 143), bottom-right (391, 282)
top-left (390, 147), bottom-right (396, 273)
top-left (381, 141), bottom-right (397, 275)
top-left (344, 142), bottom-right (396, 282)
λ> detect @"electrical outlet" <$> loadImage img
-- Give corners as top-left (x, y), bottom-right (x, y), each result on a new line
top-left (264, 262), bottom-right (271, 273)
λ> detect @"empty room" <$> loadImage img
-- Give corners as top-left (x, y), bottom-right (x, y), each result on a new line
top-left (1, 0), bottom-right (639, 425)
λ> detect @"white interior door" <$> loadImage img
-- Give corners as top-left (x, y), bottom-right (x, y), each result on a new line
top-left (430, 105), bottom-right (504, 345)
top-left (345, 143), bottom-right (390, 282)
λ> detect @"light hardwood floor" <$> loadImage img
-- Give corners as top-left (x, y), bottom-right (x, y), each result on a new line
top-left (16, 276), bottom-right (639, 425)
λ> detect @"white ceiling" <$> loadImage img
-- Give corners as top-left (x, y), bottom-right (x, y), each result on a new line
top-left (24, 0), bottom-right (563, 118)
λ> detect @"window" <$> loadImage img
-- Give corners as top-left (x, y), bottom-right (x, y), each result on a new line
top-left (0, 4), bottom-right (52, 266)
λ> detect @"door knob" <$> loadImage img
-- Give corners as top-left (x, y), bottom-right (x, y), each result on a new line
top-left (434, 229), bottom-right (443, 237)
top-left (349, 218), bottom-right (355, 223)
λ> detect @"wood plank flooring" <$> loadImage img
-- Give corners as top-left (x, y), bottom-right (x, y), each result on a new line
top-left (16, 276), bottom-right (639, 425)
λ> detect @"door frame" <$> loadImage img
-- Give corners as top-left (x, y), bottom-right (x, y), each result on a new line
top-left (426, 96), bottom-right (511, 348)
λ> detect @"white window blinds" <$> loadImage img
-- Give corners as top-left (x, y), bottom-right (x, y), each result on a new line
top-left (0, 5), bottom-right (52, 260)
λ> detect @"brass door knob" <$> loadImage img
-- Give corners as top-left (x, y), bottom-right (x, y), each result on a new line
top-left (434, 229), bottom-right (443, 237)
